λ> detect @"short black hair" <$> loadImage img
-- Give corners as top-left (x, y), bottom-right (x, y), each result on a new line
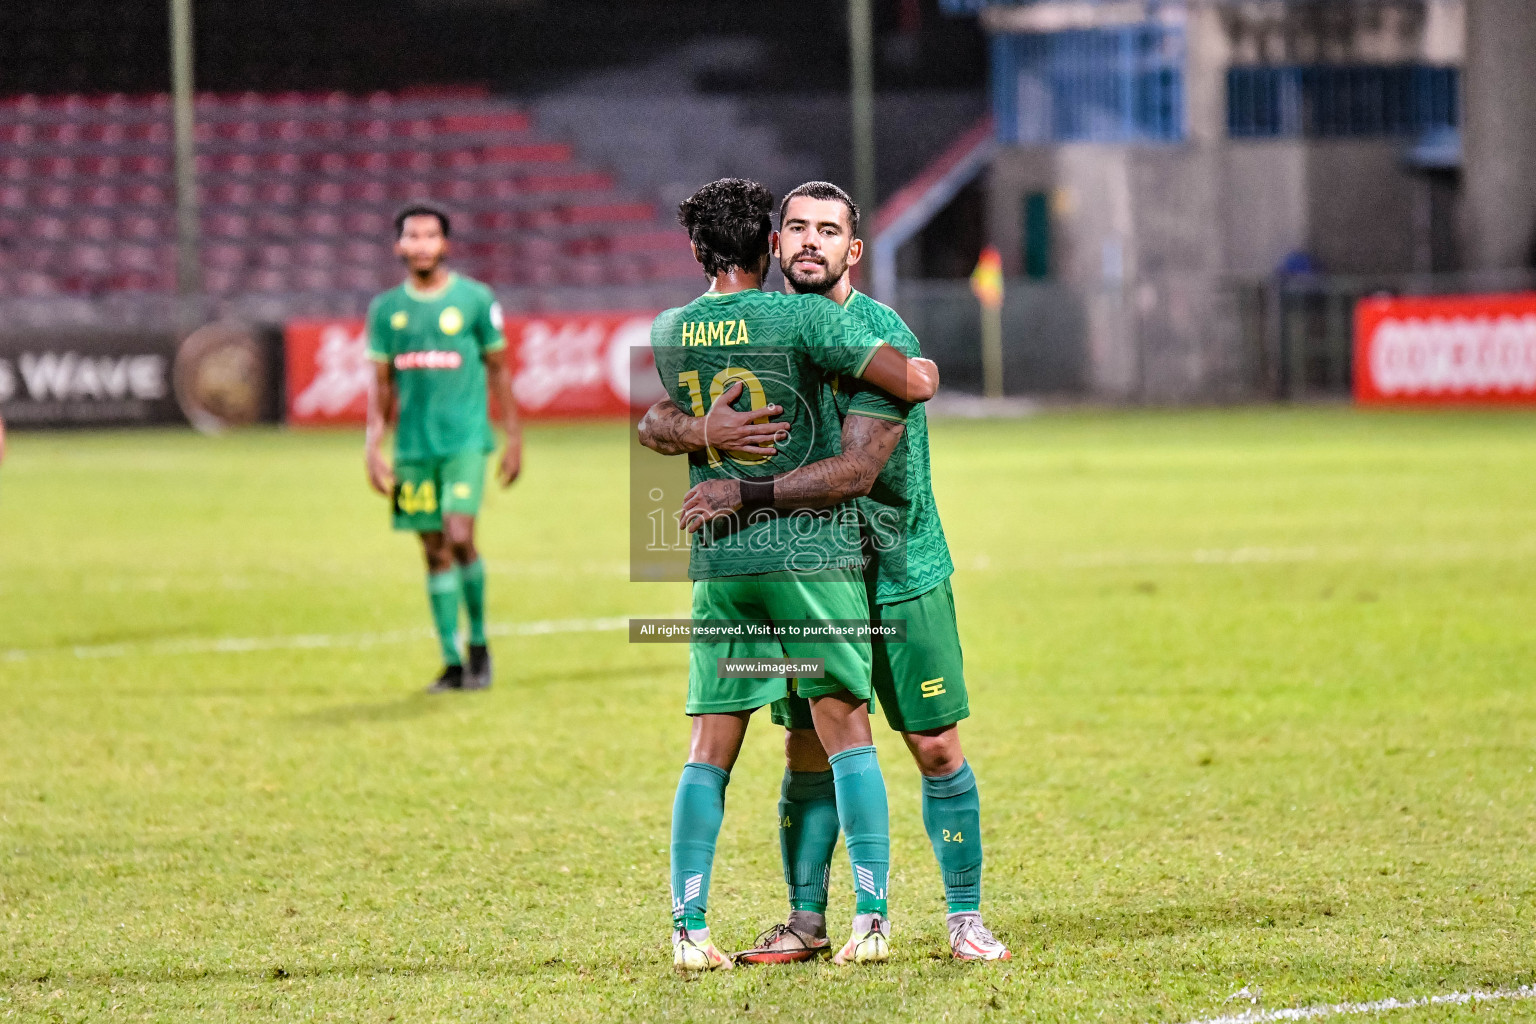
top-left (394, 204), bottom-right (451, 238)
top-left (678, 178), bottom-right (774, 277)
top-left (779, 181), bottom-right (860, 237)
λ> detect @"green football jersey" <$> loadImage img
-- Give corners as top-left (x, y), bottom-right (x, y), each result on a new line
top-left (365, 273), bottom-right (507, 462)
top-left (651, 288), bottom-right (888, 581)
top-left (835, 290), bottom-right (955, 604)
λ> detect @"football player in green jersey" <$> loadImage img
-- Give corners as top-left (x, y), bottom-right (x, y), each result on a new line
top-left (646, 178), bottom-right (940, 972)
top-left (640, 182), bottom-right (1009, 963)
top-left (364, 205), bottom-right (522, 694)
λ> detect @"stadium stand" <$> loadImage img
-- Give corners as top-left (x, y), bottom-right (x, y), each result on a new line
top-left (0, 87), bottom-right (700, 313)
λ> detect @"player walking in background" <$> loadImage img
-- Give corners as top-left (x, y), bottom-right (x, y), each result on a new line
top-left (641, 182), bottom-right (1009, 963)
top-left (364, 205), bottom-right (522, 693)
top-left (648, 178), bottom-right (939, 972)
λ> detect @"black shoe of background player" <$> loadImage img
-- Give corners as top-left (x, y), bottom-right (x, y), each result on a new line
top-left (464, 643), bottom-right (493, 690)
top-left (426, 664), bottom-right (465, 694)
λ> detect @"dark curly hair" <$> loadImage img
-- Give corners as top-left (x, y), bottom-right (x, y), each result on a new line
top-left (779, 180), bottom-right (860, 237)
top-left (394, 203), bottom-right (451, 238)
top-left (678, 178), bottom-right (775, 278)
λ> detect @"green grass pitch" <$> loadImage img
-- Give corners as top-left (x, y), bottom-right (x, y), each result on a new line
top-left (2, 408), bottom-right (1535, 1023)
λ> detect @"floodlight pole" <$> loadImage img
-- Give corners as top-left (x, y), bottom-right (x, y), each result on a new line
top-left (849, 0), bottom-right (876, 220)
top-left (170, 0), bottom-right (201, 303)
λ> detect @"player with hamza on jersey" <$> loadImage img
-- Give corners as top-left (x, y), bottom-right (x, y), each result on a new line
top-left (640, 181), bottom-right (1009, 963)
top-left (645, 177), bottom-right (941, 972)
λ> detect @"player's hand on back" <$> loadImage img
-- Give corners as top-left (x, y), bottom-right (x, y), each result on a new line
top-left (365, 447), bottom-right (394, 496)
top-left (705, 380), bottom-right (789, 457)
top-left (499, 435), bottom-right (523, 487)
top-left (908, 357), bottom-right (940, 402)
top-left (678, 478), bottom-right (743, 534)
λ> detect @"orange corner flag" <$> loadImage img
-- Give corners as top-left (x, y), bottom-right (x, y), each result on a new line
top-left (970, 245), bottom-right (1004, 311)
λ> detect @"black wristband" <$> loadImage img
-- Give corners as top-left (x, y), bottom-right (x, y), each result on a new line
top-left (739, 475), bottom-right (776, 509)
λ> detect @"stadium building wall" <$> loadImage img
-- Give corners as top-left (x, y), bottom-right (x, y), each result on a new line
top-left (967, 0), bottom-right (1469, 402)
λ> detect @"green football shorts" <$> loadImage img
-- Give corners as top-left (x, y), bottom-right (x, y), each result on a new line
top-left (686, 567), bottom-right (873, 716)
top-left (772, 577), bottom-right (969, 734)
top-left (392, 448), bottom-right (487, 532)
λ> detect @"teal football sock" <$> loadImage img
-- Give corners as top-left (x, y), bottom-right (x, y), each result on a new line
top-left (460, 558), bottom-right (487, 646)
top-left (670, 762), bottom-right (730, 931)
top-left (426, 567), bottom-right (462, 666)
top-left (779, 769), bottom-right (839, 913)
top-left (828, 745), bottom-right (890, 917)
top-left (922, 761), bottom-right (983, 913)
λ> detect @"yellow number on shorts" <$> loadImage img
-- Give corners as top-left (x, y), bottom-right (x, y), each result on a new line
top-left (399, 480), bottom-right (438, 515)
top-left (942, 829), bottom-right (964, 843)
top-left (678, 367), bottom-right (772, 468)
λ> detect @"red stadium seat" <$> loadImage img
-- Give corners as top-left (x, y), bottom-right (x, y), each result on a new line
top-left (520, 172), bottom-right (614, 194)
top-left (256, 181), bottom-right (298, 205)
top-left (35, 184), bottom-right (73, 209)
top-left (392, 118), bottom-right (434, 140)
top-left (0, 186), bottom-right (25, 209)
top-left (124, 154), bottom-right (170, 176)
top-left (314, 152), bottom-right (349, 175)
top-left (202, 243), bottom-right (247, 270)
top-left (74, 216), bottom-right (115, 242)
top-left (342, 180), bottom-right (388, 204)
top-left (389, 151), bottom-right (434, 174)
top-left (481, 143), bottom-right (572, 165)
top-left (349, 119), bottom-right (390, 142)
top-left (204, 212), bottom-right (251, 239)
top-left (35, 156), bottom-right (76, 179)
top-left (256, 244), bottom-right (290, 269)
top-left (0, 157), bottom-right (28, 181)
top-left (82, 122), bottom-right (127, 145)
top-left (342, 211), bottom-right (389, 236)
top-left (297, 242), bottom-right (338, 267)
top-left (435, 149), bottom-right (478, 171)
top-left (294, 267), bottom-right (336, 292)
top-left (127, 121), bottom-right (171, 144)
top-left (431, 179), bottom-right (478, 202)
top-left (559, 201), bottom-right (655, 225)
top-left (203, 267), bottom-right (240, 295)
top-left (126, 183), bottom-right (169, 206)
top-left (257, 152), bottom-right (302, 175)
top-left (118, 244), bottom-right (160, 271)
top-left (0, 125), bottom-right (34, 146)
top-left (347, 152), bottom-right (388, 174)
top-left (81, 184), bottom-right (121, 208)
top-left (305, 181), bottom-right (345, 205)
top-left (300, 211), bottom-right (343, 237)
top-left (255, 211), bottom-right (299, 238)
top-left (119, 215), bottom-right (162, 241)
top-left (76, 156), bottom-right (123, 178)
top-left (436, 111), bottom-right (531, 135)
top-left (40, 122), bottom-right (81, 146)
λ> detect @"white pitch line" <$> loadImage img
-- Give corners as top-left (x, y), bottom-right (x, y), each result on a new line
top-left (1175, 984), bottom-right (1536, 1024)
top-left (2, 616), bottom-right (644, 663)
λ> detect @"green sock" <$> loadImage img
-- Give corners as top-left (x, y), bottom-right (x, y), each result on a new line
top-left (922, 761), bottom-right (983, 913)
top-left (670, 762), bottom-right (729, 931)
top-left (426, 567), bottom-right (462, 666)
top-left (778, 769), bottom-right (839, 913)
top-left (460, 558), bottom-right (487, 645)
top-left (828, 745), bottom-right (890, 916)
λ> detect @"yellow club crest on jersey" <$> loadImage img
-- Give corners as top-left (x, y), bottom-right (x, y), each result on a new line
top-left (452, 482), bottom-right (472, 499)
top-left (439, 306), bottom-right (464, 335)
top-left (390, 310), bottom-right (408, 330)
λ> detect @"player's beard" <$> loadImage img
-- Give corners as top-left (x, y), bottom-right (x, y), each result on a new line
top-left (781, 251), bottom-right (847, 295)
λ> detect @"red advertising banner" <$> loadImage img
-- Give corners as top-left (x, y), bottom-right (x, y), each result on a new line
top-left (1355, 293), bottom-right (1536, 404)
top-left (285, 312), bottom-right (666, 424)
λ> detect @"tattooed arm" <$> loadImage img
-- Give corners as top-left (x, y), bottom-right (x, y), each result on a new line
top-left (677, 414), bottom-right (905, 533)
